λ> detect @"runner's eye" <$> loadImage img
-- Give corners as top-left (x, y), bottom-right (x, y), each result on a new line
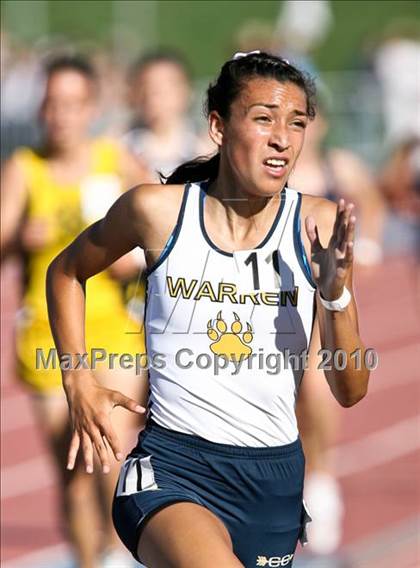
top-left (255, 116), bottom-right (272, 123)
top-left (291, 120), bottom-right (307, 129)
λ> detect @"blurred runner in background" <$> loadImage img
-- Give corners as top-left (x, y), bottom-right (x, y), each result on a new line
top-left (121, 50), bottom-right (213, 326)
top-left (123, 50), bottom-right (211, 180)
top-left (1, 54), bottom-right (150, 568)
top-left (379, 136), bottom-right (420, 305)
top-left (379, 136), bottom-right (420, 256)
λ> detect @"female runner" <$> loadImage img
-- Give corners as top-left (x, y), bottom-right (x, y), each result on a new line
top-left (46, 52), bottom-right (370, 568)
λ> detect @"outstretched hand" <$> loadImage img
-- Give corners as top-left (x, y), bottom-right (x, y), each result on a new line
top-left (305, 199), bottom-right (355, 301)
top-left (65, 375), bottom-right (145, 474)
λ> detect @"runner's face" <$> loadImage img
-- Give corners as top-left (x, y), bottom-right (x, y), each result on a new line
top-left (41, 70), bottom-right (96, 149)
top-left (131, 62), bottom-right (190, 127)
top-left (217, 78), bottom-right (309, 196)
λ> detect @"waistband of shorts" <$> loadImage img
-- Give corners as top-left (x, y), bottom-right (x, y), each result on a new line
top-left (144, 420), bottom-right (302, 458)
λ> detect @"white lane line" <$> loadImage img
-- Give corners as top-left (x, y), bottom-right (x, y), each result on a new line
top-left (1, 543), bottom-right (72, 568)
top-left (1, 456), bottom-right (54, 500)
top-left (330, 415), bottom-right (420, 479)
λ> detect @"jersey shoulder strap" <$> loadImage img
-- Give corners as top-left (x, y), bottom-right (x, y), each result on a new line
top-left (146, 182), bottom-right (202, 275)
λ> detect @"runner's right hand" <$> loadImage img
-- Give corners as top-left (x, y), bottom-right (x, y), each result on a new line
top-left (63, 372), bottom-right (145, 473)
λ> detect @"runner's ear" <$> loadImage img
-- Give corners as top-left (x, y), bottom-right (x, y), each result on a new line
top-left (208, 111), bottom-right (224, 147)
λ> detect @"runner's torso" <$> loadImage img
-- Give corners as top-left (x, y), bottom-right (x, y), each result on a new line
top-left (145, 181), bottom-right (317, 446)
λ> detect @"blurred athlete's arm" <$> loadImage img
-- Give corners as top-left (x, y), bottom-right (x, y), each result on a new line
top-left (0, 157), bottom-right (28, 258)
top-left (304, 197), bottom-right (370, 407)
top-left (297, 319), bottom-right (339, 471)
top-left (1, 156), bottom-right (64, 256)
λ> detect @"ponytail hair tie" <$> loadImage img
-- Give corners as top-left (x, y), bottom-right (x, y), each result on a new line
top-left (231, 50), bottom-right (290, 66)
top-left (232, 50), bottom-right (261, 60)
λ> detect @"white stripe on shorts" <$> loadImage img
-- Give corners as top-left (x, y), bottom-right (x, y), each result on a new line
top-left (139, 455), bottom-right (159, 491)
top-left (125, 459), bottom-right (139, 495)
top-left (116, 456), bottom-right (159, 497)
top-left (116, 459), bottom-right (131, 497)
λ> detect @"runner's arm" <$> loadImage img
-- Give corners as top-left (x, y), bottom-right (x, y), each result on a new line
top-left (46, 185), bottom-right (154, 472)
top-left (306, 198), bottom-right (370, 407)
top-left (46, 185), bottom-right (147, 358)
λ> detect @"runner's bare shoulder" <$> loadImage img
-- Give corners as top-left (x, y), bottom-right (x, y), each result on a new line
top-left (125, 183), bottom-right (186, 251)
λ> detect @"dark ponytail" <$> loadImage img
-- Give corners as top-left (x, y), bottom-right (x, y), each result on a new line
top-left (164, 154), bottom-right (219, 184)
top-left (165, 51), bottom-right (316, 185)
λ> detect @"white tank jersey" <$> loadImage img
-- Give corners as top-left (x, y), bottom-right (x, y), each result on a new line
top-left (144, 181), bottom-right (317, 446)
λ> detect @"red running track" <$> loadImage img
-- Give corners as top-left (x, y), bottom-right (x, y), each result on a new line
top-left (1, 256), bottom-right (419, 567)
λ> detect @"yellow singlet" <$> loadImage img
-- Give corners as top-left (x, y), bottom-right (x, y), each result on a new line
top-left (14, 138), bottom-right (145, 392)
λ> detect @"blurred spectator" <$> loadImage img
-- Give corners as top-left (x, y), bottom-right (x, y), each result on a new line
top-left (373, 22), bottom-right (420, 144)
top-left (1, 36), bottom-right (44, 123)
top-left (123, 50), bottom-right (212, 180)
top-left (1, 32), bottom-right (44, 158)
top-left (275, 0), bottom-right (333, 56)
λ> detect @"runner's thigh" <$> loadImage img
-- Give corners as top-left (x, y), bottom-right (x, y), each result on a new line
top-left (138, 502), bottom-right (244, 568)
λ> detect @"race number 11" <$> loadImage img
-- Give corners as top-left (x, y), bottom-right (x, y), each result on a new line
top-left (233, 249), bottom-right (282, 293)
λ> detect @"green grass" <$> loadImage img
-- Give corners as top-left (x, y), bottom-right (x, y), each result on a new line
top-left (314, 0), bottom-right (420, 70)
top-left (2, 0), bottom-right (419, 76)
top-left (156, 0), bottom-right (279, 76)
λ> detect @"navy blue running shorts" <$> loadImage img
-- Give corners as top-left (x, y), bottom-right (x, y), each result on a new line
top-left (112, 420), bottom-right (311, 567)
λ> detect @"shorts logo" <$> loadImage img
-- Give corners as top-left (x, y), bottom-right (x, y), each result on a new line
top-left (256, 554), bottom-right (294, 567)
top-left (207, 311), bottom-right (253, 361)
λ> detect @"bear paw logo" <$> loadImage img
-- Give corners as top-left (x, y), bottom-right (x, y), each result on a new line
top-left (207, 311), bottom-right (253, 361)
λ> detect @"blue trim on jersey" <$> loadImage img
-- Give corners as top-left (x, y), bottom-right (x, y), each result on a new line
top-left (142, 279), bottom-right (154, 419)
top-left (145, 183), bottom-right (191, 277)
top-left (199, 181), bottom-right (286, 257)
top-left (293, 193), bottom-right (317, 288)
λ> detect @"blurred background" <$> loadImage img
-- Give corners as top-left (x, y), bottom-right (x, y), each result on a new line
top-left (1, 1), bottom-right (419, 567)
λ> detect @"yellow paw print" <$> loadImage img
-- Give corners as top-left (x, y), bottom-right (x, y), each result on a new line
top-left (207, 311), bottom-right (253, 361)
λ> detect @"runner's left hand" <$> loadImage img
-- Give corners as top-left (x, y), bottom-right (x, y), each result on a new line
top-left (305, 199), bottom-right (355, 301)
